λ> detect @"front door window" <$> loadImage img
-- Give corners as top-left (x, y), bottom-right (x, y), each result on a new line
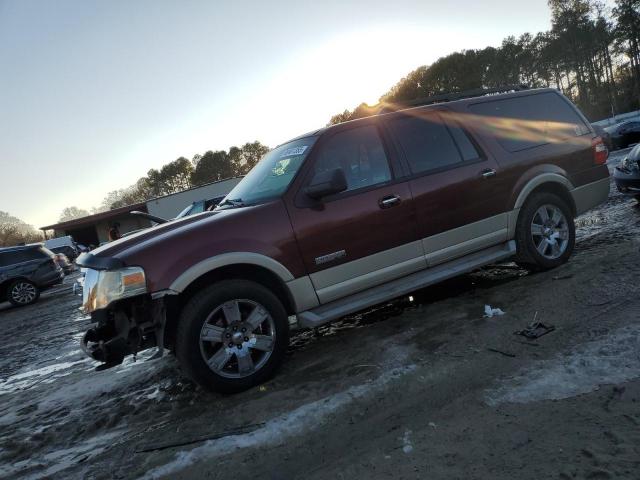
top-left (314, 125), bottom-right (392, 193)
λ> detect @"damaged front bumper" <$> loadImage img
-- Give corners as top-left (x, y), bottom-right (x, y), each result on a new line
top-left (81, 297), bottom-right (167, 369)
top-left (614, 166), bottom-right (640, 195)
top-left (76, 255), bottom-right (169, 368)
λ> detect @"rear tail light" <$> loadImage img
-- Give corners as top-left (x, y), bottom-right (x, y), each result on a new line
top-left (592, 136), bottom-right (608, 165)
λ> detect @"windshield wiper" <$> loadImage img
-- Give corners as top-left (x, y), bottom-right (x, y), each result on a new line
top-left (216, 198), bottom-right (245, 209)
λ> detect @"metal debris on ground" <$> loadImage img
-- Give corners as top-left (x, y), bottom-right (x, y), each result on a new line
top-left (514, 321), bottom-right (556, 340)
top-left (487, 348), bottom-right (516, 358)
top-left (552, 274), bottom-right (573, 281)
top-left (484, 305), bottom-right (505, 318)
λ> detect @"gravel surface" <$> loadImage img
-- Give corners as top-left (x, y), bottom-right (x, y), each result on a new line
top-left (1, 151), bottom-right (639, 479)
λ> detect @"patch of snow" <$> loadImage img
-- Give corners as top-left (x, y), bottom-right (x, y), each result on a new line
top-left (0, 430), bottom-right (124, 480)
top-left (485, 323), bottom-right (640, 406)
top-left (140, 365), bottom-right (416, 480)
top-left (38, 352), bottom-right (172, 409)
top-left (0, 360), bottom-right (89, 394)
top-left (484, 305), bottom-right (505, 318)
top-left (401, 430), bottom-right (413, 454)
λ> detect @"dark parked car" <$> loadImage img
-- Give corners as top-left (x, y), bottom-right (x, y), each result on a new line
top-left (78, 87), bottom-right (610, 393)
top-left (0, 245), bottom-right (64, 306)
top-left (129, 195), bottom-right (227, 227)
top-left (613, 143), bottom-right (640, 201)
top-left (605, 120), bottom-right (640, 150)
top-left (53, 253), bottom-right (74, 274)
top-left (49, 245), bottom-right (79, 262)
top-left (177, 195), bottom-right (226, 218)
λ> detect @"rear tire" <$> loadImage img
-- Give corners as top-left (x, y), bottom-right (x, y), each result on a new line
top-left (7, 279), bottom-right (40, 307)
top-left (176, 279), bottom-right (289, 394)
top-left (515, 192), bottom-right (575, 271)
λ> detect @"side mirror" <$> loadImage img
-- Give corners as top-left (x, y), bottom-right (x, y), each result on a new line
top-left (304, 168), bottom-right (348, 200)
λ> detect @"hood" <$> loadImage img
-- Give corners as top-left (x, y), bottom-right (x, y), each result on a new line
top-left (77, 199), bottom-right (306, 292)
top-left (90, 211), bottom-right (219, 259)
top-left (627, 143), bottom-right (640, 162)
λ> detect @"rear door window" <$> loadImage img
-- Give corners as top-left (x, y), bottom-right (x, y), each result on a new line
top-left (3, 249), bottom-right (48, 265)
top-left (386, 113), bottom-right (481, 175)
top-left (0, 253), bottom-right (11, 267)
top-left (468, 92), bottom-right (590, 152)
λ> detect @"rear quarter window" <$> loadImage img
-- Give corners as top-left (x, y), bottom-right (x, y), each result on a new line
top-left (0, 253), bottom-right (11, 268)
top-left (468, 92), bottom-right (590, 153)
top-left (0, 249), bottom-right (48, 266)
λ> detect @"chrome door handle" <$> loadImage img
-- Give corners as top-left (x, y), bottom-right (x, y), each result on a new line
top-left (379, 195), bottom-right (401, 209)
top-left (481, 168), bottom-right (497, 179)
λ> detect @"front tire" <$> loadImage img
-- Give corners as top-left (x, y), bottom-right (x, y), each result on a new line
top-left (176, 279), bottom-right (289, 393)
top-left (7, 279), bottom-right (40, 307)
top-left (515, 192), bottom-right (575, 271)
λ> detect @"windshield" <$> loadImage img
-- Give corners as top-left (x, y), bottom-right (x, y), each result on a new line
top-left (175, 204), bottom-right (194, 218)
top-left (176, 200), bottom-right (205, 219)
top-left (220, 137), bottom-right (316, 206)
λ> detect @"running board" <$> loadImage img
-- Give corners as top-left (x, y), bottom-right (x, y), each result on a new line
top-left (297, 240), bottom-right (516, 328)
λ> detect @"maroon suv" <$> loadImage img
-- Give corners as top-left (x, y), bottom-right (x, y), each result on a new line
top-left (78, 88), bottom-right (610, 393)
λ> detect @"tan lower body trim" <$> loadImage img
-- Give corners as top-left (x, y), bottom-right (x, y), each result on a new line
top-left (291, 213), bottom-right (514, 308)
top-left (571, 177), bottom-right (610, 215)
top-left (315, 255), bottom-right (426, 304)
top-left (310, 241), bottom-right (426, 304)
top-left (426, 229), bottom-right (508, 266)
top-left (422, 213), bottom-right (509, 266)
top-left (286, 276), bottom-right (319, 312)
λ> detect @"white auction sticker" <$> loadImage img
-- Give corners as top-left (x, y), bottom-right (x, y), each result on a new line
top-left (280, 146), bottom-right (308, 157)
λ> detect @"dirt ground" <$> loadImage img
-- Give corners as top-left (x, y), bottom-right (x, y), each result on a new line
top-left (1, 151), bottom-right (639, 480)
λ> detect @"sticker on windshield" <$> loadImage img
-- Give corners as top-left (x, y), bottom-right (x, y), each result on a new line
top-left (279, 146), bottom-right (308, 157)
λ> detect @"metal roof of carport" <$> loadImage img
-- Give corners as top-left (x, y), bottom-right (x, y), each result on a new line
top-left (39, 202), bottom-right (148, 231)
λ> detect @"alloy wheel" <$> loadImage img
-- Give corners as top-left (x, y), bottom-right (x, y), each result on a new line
top-left (530, 204), bottom-right (569, 260)
top-left (10, 282), bottom-right (37, 305)
top-left (199, 299), bottom-right (276, 378)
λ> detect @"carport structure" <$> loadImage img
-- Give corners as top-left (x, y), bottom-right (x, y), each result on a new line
top-left (40, 202), bottom-right (151, 246)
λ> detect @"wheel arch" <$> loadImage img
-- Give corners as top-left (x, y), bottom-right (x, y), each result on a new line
top-left (163, 258), bottom-right (297, 349)
top-left (0, 276), bottom-right (31, 296)
top-left (508, 174), bottom-right (577, 238)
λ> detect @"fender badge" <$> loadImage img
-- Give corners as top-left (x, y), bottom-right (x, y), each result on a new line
top-left (314, 250), bottom-right (346, 265)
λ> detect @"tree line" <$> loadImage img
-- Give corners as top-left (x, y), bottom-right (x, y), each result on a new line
top-left (32, 0), bottom-right (640, 231)
top-left (330, 0), bottom-right (640, 125)
top-left (100, 141), bottom-right (269, 210)
top-left (0, 211), bottom-right (43, 247)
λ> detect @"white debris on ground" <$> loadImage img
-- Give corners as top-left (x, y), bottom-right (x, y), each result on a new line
top-left (483, 305), bottom-right (505, 318)
top-left (141, 365), bottom-right (417, 480)
top-left (401, 430), bottom-right (413, 454)
top-left (485, 323), bottom-right (640, 406)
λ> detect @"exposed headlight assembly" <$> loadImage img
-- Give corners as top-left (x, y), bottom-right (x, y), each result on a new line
top-left (620, 157), bottom-right (630, 170)
top-left (620, 157), bottom-right (639, 171)
top-left (82, 267), bottom-right (147, 313)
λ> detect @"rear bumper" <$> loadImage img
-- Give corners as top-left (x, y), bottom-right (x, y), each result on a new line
top-left (37, 268), bottom-right (65, 288)
top-left (571, 177), bottom-right (610, 215)
top-left (613, 167), bottom-right (640, 195)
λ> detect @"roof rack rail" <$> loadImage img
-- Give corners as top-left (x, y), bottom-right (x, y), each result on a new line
top-left (378, 84), bottom-right (529, 114)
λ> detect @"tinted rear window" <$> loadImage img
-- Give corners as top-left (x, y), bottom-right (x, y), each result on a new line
top-left (0, 248), bottom-right (48, 266)
top-left (468, 92), bottom-right (589, 152)
top-left (386, 113), bottom-right (481, 175)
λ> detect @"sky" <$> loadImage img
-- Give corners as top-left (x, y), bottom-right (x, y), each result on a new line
top-left (0, 0), bottom-right (554, 228)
